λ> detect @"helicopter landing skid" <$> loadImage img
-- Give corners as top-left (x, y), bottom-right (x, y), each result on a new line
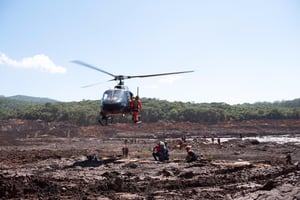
top-left (98, 116), bottom-right (113, 126)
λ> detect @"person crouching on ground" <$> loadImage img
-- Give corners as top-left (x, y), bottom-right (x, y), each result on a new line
top-left (152, 143), bottom-right (161, 161)
top-left (185, 146), bottom-right (197, 163)
top-left (153, 141), bottom-right (169, 161)
top-left (87, 150), bottom-right (99, 162)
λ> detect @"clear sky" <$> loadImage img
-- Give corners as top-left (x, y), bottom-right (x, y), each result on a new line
top-left (0, 0), bottom-right (299, 104)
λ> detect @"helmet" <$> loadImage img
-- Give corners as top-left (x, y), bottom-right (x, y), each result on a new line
top-left (185, 146), bottom-right (191, 151)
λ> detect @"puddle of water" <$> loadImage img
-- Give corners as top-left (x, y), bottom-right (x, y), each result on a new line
top-left (221, 135), bottom-right (300, 144)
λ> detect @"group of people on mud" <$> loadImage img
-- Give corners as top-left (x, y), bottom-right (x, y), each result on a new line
top-left (87, 135), bottom-right (198, 163)
top-left (152, 139), bottom-right (198, 163)
top-left (119, 138), bottom-right (198, 163)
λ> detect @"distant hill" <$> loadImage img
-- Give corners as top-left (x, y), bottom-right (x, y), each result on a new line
top-left (0, 95), bottom-right (60, 110)
top-left (8, 95), bottom-right (60, 104)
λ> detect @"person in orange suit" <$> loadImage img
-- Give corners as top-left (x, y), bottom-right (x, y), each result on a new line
top-left (130, 95), bottom-right (142, 123)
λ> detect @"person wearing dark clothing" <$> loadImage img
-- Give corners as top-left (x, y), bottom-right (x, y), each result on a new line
top-left (185, 146), bottom-right (197, 163)
top-left (122, 146), bottom-right (129, 157)
top-left (152, 141), bottom-right (169, 161)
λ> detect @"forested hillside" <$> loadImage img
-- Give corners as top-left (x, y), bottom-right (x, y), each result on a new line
top-left (0, 95), bottom-right (59, 109)
top-left (8, 95), bottom-right (60, 104)
top-left (1, 96), bottom-right (300, 125)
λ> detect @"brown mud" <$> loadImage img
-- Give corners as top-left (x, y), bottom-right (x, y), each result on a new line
top-left (0, 119), bottom-right (300, 199)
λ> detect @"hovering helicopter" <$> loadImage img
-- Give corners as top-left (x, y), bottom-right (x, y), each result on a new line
top-left (72, 60), bottom-right (194, 125)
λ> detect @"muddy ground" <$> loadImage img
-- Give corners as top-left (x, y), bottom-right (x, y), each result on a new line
top-left (0, 119), bottom-right (300, 199)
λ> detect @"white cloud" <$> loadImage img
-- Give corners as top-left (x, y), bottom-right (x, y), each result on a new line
top-left (0, 53), bottom-right (67, 74)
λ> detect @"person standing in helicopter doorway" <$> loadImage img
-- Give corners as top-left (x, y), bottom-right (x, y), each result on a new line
top-left (130, 95), bottom-right (142, 123)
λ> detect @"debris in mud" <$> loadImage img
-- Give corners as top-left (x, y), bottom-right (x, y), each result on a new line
top-left (260, 180), bottom-right (276, 191)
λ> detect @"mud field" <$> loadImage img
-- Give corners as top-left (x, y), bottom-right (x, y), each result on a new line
top-left (1, 119), bottom-right (300, 199)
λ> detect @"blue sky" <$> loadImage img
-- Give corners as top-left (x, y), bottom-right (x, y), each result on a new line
top-left (0, 0), bottom-right (299, 104)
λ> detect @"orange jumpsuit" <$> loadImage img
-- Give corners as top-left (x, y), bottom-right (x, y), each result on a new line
top-left (130, 97), bottom-right (142, 123)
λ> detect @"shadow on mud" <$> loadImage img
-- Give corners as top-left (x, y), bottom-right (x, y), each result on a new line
top-left (63, 157), bottom-right (117, 169)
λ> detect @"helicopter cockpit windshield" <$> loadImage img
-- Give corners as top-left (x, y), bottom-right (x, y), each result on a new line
top-left (102, 89), bottom-right (125, 103)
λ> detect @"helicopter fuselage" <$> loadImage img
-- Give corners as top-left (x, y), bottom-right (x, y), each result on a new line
top-left (100, 87), bottom-right (133, 117)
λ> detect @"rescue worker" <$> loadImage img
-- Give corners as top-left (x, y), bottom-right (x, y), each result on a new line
top-left (86, 150), bottom-right (99, 162)
top-left (286, 154), bottom-right (292, 165)
top-left (178, 139), bottom-right (185, 150)
top-left (122, 146), bottom-right (129, 157)
top-left (130, 95), bottom-right (142, 123)
top-left (182, 135), bottom-right (186, 143)
top-left (162, 141), bottom-right (169, 161)
top-left (152, 143), bottom-right (161, 161)
top-left (185, 146), bottom-right (197, 163)
top-left (129, 96), bottom-right (135, 120)
top-left (152, 141), bottom-right (169, 161)
top-left (217, 137), bottom-right (221, 146)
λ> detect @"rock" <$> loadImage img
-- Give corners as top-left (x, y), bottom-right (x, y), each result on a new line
top-left (260, 180), bottom-right (276, 191)
top-left (178, 171), bottom-right (194, 179)
top-left (123, 163), bottom-right (138, 169)
top-left (160, 169), bottom-right (174, 177)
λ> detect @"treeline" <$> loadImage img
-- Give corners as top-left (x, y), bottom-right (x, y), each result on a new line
top-left (0, 99), bottom-right (100, 126)
top-left (1, 96), bottom-right (300, 125)
top-left (142, 98), bottom-right (300, 123)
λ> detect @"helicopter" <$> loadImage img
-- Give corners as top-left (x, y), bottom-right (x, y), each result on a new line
top-left (72, 60), bottom-right (194, 125)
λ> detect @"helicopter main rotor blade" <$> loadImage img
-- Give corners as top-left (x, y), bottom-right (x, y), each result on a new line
top-left (72, 60), bottom-right (116, 78)
top-left (72, 60), bottom-right (194, 83)
top-left (81, 80), bottom-right (110, 88)
top-left (126, 70), bottom-right (194, 79)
